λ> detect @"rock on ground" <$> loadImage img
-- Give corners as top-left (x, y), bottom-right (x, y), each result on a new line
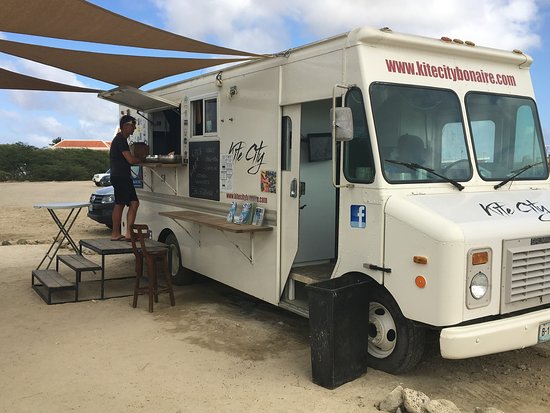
top-left (377, 385), bottom-right (403, 412)
top-left (402, 388), bottom-right (430, 413)
top-left (376, 386), bottom-right (507, 413)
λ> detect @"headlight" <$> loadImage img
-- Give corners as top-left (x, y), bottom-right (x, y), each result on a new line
top-left (102, 195), bottom-right (115, 203)
top-left (466, 248), bottom-right (492, 308)
top-left (470, 272), bottom-right (489, 299)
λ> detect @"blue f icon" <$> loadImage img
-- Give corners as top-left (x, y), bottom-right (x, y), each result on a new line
top-left (350, 205), bottom-right (366, 228)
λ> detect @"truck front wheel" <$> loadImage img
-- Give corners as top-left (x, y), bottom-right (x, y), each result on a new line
top-left (164, 232), bottom-right (194, 285)
top-left (367, 286), bottom-right (425, 374)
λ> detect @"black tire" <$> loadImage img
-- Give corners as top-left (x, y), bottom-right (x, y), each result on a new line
top-left (164, 232), bottom-right (194, 285)
top-left (367, 285), bottom-right (425, 374)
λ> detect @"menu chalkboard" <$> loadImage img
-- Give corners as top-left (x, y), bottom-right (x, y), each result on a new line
top-left (189, 140), bottom-right (220, 200)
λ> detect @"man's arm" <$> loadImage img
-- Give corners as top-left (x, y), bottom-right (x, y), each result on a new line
top-left (122, 150), bottom-right (141, 165)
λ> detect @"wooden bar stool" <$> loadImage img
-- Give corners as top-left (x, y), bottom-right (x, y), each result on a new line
top-left (130, 224), bottom-right (175, 312)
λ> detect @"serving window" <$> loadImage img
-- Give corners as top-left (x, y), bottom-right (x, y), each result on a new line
top-left (150, 109), bottom-right (181, 155)
top-left (192, 97), bottom-right (218, 136)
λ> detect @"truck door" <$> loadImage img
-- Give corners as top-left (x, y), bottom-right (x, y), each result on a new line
top-left (280, 105), bottom-right (301, 293)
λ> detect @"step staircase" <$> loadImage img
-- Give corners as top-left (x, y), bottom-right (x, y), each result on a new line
top-left (32, 269), bottom-right (75, 305)
top-left (31, 254), bottom-right (102, 304)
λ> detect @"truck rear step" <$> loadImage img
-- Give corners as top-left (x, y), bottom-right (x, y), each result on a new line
top-left (279, 262), bottom-right (335, 317)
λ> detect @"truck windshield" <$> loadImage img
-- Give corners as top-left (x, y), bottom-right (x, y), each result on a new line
top-left (465, 92), bottom-right (548, 183)
top-left (370, 83), bottom-right (470, 184)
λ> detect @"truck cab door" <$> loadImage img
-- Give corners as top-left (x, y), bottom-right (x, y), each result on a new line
top-left (280, 105), bottom-right (301, 295)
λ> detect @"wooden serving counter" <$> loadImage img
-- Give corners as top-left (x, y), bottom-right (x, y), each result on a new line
top-left (159, 210), bottom-right (272, 233)
top-left (137, 162), bottom-right (180, 168)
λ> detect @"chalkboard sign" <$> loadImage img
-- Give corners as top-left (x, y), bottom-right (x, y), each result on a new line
top-left (189, 140), bottom-right (220, 200)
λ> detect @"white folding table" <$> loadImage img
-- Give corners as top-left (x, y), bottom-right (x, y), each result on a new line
top-left (34, 201), bottom-right (90, 269)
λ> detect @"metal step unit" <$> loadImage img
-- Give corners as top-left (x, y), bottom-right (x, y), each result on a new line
top-left (279, 262), bottom-right (335, 318)
top-left (31, 269), bottom-right (75, 304)
top-left (57, 254), bottom-right (102, 302)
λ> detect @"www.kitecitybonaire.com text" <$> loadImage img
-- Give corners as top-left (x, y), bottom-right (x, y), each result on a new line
top-left (385, 59), bottom-right (517, 86)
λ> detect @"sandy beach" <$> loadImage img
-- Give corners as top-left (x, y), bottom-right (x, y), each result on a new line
top-left (1, 181), bottom-right (549, 413)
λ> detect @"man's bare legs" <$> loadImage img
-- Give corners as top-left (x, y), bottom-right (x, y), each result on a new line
top-left (125, 200), bottom-right (139, 239)
top-left (111, 203), bottom-right (125, 240)
top-left (111, 201), bottom-right (139, 240)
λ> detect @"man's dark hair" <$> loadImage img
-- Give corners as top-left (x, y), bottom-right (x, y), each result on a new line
top-left (119, 114), bottom-right (136, 129)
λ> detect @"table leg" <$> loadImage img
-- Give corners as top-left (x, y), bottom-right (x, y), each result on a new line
top-left (48, 207), bottom-right (82, 253)
top-left (37, 207), bottom-right (83, 269)
top-left (75, 271), bottom-right (80, 302)
top-left (101, 254), bottom-right (105, 300)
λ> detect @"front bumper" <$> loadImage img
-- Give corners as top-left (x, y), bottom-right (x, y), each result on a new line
top-left (87, 204), bottom-right (113, 226)
top-left (440, 307), bottom-right (550, 359)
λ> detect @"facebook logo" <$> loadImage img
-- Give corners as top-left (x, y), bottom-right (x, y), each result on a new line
top-left (350, 205), bottom-right (367, 228)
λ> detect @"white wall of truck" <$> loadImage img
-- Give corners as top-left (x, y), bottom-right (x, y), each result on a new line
top-left (105, 27), bottom-right (550, 374)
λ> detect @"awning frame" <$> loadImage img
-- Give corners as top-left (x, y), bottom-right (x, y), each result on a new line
top-left (98, 86), bottom-right (180, 113)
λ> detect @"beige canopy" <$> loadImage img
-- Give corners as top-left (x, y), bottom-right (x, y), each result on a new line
top-left (0, 67), bottom-right (100, 92)
top-left (0, 0), bottom-right (260, 57)
top-left (0, 39), bottom-right (250, 88)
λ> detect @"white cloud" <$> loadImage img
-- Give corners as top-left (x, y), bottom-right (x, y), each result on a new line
top-left (1, 0), bottom-right (548, 147)
top-left (155, 0), bottom-right (544, 53)
top-left (154, 0), bottom-right (294, 53)
top-left (0, 89), bottom-right (116, 147)
top-left (0, 56), bottom-right (118, 146)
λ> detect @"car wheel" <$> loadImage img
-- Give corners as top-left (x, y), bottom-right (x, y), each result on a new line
top-left (164, 232), bottom-right (194, 285)
top-left (367, 285), bottom-right (425, 374)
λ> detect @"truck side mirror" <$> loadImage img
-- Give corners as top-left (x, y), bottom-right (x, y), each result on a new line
top-left (331, 107), bottom-right (354, 142)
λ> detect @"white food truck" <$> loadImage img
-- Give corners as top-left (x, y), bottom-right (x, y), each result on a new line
top-left (100, 26), bottom-right (550, 374)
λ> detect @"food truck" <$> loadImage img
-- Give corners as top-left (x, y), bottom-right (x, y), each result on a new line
top-left (99, 26), bottom-right (550, 374)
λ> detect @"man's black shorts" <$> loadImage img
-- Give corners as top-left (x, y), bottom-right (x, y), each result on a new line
top-left (111, 176), bottom-right (138, 206)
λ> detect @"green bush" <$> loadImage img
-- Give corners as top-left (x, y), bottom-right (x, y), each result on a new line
top-left (0, 143), bottom-right (109, 181)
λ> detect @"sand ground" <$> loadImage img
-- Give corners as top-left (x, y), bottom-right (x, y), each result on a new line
top-left (1, 181), bottom-right (550, 413)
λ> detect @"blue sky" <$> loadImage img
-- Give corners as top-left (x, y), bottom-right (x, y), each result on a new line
top-left (0, 0), bottom-right (548, 147)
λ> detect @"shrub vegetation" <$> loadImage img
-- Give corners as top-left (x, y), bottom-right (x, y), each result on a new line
top-left (0, 142), bottom-right (109, 182)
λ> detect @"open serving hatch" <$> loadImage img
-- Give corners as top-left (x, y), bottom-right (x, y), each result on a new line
top-left (98, 86), bottom-right (179, 112)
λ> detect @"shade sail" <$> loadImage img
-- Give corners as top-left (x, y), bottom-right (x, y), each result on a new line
top-left (0, 0), bottom-right (261, 57)
top-left (0, 67), bottom-right (100, 92)
top-left (0, 39), bottom-right (250, 88)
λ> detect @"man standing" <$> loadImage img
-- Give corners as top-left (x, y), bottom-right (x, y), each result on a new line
top-left (110, 114), bottom-right (142, 241)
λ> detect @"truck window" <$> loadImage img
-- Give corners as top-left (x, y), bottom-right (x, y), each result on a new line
top-left (343, 87), bottom-right (375, 182)
top-left (466, 93), bottom-right (547, 181)
top-left (192, 97), bottom-right (218, 136)
top-left (470, 121), bottom-right (496, 164)
top-left (281, 116), bottom-right (292, 171)
top-left (370, 83), bottom-right (470, 183)
top-left (442, 122), bottom-right (472, 164)
top-left (150, 109), bottom-right (181, 155)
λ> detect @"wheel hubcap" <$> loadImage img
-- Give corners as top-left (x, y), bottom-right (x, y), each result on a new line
top-left (368, 302), bottom-right (397, 358)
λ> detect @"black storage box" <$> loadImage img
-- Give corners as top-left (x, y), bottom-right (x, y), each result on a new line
top-left (306, 273), bottom-right (370, 389)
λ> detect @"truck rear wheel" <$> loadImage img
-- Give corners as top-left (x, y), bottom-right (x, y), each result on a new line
top-left (164, 232), bottom-right (194, 285)
top-left (367, 286), bottom-right (425, 374)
